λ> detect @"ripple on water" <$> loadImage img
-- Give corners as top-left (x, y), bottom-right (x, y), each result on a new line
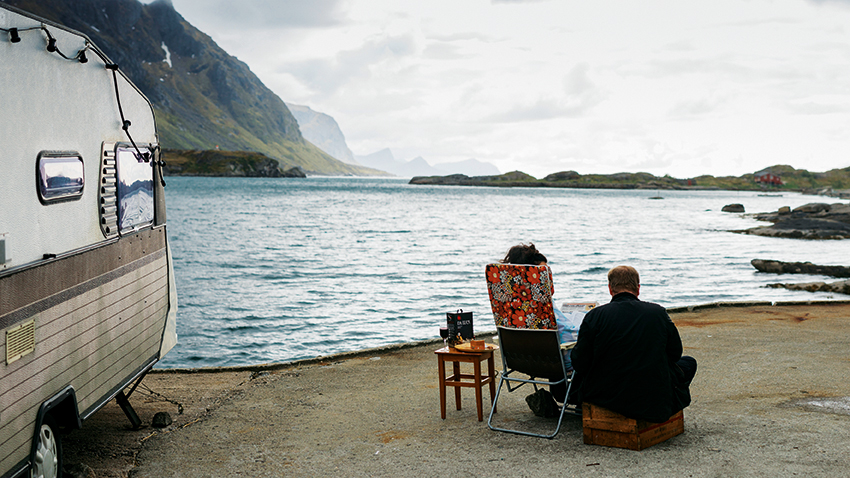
top-left (158, 177), bottom-right (850, 368)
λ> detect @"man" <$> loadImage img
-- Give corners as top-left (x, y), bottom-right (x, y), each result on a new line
top-left (569, 265), bottom-right (697, 423)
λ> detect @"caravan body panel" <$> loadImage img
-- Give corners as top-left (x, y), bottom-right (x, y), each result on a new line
top-left (0, 5), bottom-right (176, 477)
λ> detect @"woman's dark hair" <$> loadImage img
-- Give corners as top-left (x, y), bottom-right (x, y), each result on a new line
top-left (501, 243), bottom-right (547, 265)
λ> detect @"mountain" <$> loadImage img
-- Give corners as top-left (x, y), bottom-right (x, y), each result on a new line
top-left (355, 150), bottom-right (439, 177)
top-left (1, 0), bottom-right (383, 176)
top-left (355, 149), bottom-right (406, 176)
top-left (355, 150), bottom-right (500, 177)
top-left (286, 104), bottom-right (359, 165)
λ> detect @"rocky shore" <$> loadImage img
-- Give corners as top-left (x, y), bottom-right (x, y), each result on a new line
top-left (732, 202), bottom-right (850, 239)
top-left (162, 149), bottom-right (307, 177)
top-left (751, 259), bottom-right (850, 277)
top-left (751, 259), bottom-right (850, 296)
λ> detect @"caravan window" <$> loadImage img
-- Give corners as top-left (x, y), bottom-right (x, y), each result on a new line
top-left (37, 153), bottom-right (84, 204)
top-left (116, 146), bottom-right (154, 233)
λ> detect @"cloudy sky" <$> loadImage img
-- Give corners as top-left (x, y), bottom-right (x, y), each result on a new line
top-left (152, 0), bottom-right (850, 178)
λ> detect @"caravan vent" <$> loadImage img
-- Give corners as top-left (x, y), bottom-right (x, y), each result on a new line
top-left (99, 142), bottom-right (119, 238)
top-left (6, 319), bottom-right (35, 365)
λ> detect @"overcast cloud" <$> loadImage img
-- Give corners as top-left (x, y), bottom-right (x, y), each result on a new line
top-left (151, 0), bottom-right (850, 178)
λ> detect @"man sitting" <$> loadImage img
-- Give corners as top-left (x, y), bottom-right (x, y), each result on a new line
top-left (568, 265), bottom-right (697, 423)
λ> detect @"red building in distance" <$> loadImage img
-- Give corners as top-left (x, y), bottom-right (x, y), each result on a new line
top-left (754, 168), bottom-right (783, 186)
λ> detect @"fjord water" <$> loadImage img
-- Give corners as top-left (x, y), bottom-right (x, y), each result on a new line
top-left (159, 177), bottom-right (849, 368)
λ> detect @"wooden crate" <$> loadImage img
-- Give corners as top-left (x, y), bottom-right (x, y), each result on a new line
top-left (582, 403), bottom-right (684, 450)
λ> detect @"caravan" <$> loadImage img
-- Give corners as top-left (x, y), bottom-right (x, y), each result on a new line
top-left (1, 5), bottom-right (177, 478)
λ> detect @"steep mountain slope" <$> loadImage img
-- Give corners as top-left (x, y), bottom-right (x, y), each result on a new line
top-left (1, 0), bottom-right (383, 175)
top-left (286, 104), bottom-right (359, 165)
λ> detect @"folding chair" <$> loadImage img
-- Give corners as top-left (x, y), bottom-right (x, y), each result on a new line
top-left (484, 263), bottom-right (580, 438)
top-left (487, 326), bottom-right (575, 438)
top-left (485, 263), bottom-right (558, 330)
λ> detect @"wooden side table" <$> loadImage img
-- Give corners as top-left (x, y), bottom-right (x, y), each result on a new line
top-left (435, 345), bottom-right (498, 421)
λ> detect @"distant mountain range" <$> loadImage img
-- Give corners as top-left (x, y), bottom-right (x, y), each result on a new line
top-left (354, 149), bottom-right (500, 177)
top-left (2, 0), bottom-right (382, 175)
top-left (287, 104), bottom-right (501, 177)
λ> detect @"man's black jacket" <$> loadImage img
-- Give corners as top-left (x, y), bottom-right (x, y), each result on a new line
top-left (570, 292), bottom-right (691, 422)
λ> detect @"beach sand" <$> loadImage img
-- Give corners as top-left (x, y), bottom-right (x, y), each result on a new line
top-left (61, 302), bottom-right (850, 477)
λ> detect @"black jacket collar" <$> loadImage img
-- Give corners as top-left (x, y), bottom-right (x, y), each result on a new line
top-left (611, 291), bottom-right (639, 302)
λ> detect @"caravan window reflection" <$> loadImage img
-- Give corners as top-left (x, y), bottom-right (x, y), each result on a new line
top-left (116, 146), bottom-right (154, 233)
top-left (37, 153), bottom-right (84, 204)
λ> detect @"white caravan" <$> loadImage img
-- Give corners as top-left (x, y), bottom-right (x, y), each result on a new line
top-left (1, 5), bottom-right (177, 478)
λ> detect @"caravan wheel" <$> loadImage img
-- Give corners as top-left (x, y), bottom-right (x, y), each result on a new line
top-left (31, 416), bottom-right (62, 478)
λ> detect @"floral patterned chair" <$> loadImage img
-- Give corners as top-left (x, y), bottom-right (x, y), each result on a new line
top-left (485, 263), bottom-right (580, 438)
top-left (485, 263), bottom-right (557, 330)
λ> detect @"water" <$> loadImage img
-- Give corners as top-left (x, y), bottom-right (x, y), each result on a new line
top-left (158, 176), bottom-right (849, 368)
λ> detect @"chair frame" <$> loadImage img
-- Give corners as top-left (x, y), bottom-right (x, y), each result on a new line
top-left (487, 326), bottom-right (580, 439)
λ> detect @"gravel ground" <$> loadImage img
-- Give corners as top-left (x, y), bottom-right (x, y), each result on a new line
top-left (60, 302), bottom-right (850, 477)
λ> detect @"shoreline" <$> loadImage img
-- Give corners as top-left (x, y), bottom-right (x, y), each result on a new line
top-left (150, 299), bottom-right (850, 374)
top-left (61, 301), bottom-right (850, 477)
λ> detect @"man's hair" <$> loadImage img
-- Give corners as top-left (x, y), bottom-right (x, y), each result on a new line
top-left (608, 265), bottom-right (639, 294)
top-left (501, 243), bottom-right (547, 265)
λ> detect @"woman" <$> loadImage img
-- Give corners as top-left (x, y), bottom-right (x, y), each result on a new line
top-left (499, 243), bottom-right (571, 416)
top-left (501, 242), bottom-right (548, 265)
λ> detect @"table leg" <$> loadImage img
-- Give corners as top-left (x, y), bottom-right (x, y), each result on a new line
top-left (438, 356), bottom-right (446, 419)
top-left (473, 359), bottom-right (483, 421)
top-left (453, 361), bottom-right (461, 410)
top-left (488, 354), bottom-right (497, 414)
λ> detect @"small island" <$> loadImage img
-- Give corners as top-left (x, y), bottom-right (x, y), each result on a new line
top-left (410, 165), bottom-right (850, 198)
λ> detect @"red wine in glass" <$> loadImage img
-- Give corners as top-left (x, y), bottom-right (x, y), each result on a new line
top-left (439, 326), bottom-right (449, 349)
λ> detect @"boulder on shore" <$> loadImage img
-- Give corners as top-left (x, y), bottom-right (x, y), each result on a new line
top-left (722, 203), bottom-right (745, 213)
top-left (751, 259), bottom-right (850, 278)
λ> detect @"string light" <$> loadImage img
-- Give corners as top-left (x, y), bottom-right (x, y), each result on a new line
top-left (2, 21), bottom-right (164, 182)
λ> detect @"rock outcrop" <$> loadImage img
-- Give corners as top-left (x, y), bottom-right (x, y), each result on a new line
top-left (162, 149), bottom-right (305, 177)
top-left (733, 203), bottom-right (850, 239)
top-left (722, 204), bottom-right (745, 213)
top-left (766, 279), bottom-right (850, 295)
top-left (281, 167), bottom-right (307, 178)
top-left (410, 171), bottom-right (540, 186)
top-left (751, 259), bottom-right (850, 278)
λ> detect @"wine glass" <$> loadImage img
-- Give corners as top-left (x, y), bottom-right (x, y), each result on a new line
top-left (439, 326), bottom-right (449, 350)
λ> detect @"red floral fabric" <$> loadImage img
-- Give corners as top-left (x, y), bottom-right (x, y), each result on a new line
top-left (485, 263), bottom-right (556, 329)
